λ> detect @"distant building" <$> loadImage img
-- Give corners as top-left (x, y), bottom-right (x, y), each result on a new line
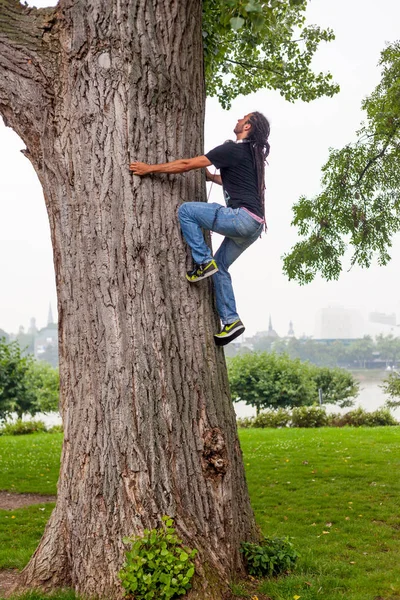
top-left (28, 317), bottom-right (38, 336)
top-left (267, 316), bottom-right (279, 338)
top-left (6, 304), bottom-right (59, 367)
top-left (47, 304), bottom-right (54, 326)
top-left (254, 315), bottom-right (279, 340)
top-left (34, 304), bottom-right (58, 367)
top-left (315, 306), bottom-right (364, 339)
top-left (369, 311), bottom-right (397, 326)
top-left (287, 320), bottom-right (295, 338)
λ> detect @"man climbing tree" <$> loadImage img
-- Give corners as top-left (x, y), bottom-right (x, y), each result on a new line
top-left (130, 111), bottom-right (270, 346)
top-left (0, 0), bottom-right (337, 597)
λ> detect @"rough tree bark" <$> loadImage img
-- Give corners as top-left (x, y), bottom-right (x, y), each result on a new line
top-left (0, 0), bottom-right (258, 597)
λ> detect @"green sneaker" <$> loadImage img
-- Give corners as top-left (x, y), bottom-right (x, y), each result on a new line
top-left (186, 259), bottom-right (218, 282)
top-left (214, 320), bottom-right (245, 346)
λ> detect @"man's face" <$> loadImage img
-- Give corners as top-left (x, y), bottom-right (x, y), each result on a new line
top-left (234, 113), bottom-right (253, 135)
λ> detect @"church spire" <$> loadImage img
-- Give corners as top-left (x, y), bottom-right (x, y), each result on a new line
top-left (267, 315), bottom-right (278, 338)
top-left (288, 320), bottom-right (295, 337)
top-left (47, 303), bottom-right (54, 326)
top-left (268, 315), bottom-right (273, 333)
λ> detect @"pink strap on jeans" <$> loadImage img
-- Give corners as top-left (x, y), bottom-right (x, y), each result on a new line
top-left (241, 207), bottom-right (265, 224)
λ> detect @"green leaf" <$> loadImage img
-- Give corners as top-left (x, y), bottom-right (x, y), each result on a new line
top-left (244, 2), bottom-right (261, 12)
top-left (230, 16), bottom-right (245, 30)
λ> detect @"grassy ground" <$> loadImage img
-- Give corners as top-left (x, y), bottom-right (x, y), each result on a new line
top-left (0, 504), bottom-right (54, 570)
top-left (1, 428), bottom-right (400, 599)
top-left (241, 427), bottom-right (400, 600)
top-left (0, 434), bottom-right (61, 495)
top-left (1, 592), bottom-right (78, 600)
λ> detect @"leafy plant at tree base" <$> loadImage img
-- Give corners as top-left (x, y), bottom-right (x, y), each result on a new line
top-left (241, 536), bottom-right (299, 577)
top-left (119, 516), bottom-right (197, 600)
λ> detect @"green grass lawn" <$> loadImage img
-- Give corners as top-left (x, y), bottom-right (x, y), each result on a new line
top-left (1, 428), bottom-right (400, 599)
top-left (240, 427), bottom-right (400, 600)
top-left (0, 504), bottom-right (54, 570)
top-left (1, 592), bottom-right (78, 600)
top-left (0, 433), bottom-right (62, 495)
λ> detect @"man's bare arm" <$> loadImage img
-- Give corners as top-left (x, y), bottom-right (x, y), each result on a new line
top-left (205, 168), bottom-right (222, 185)
top-left (129, 155), bottom-right (212, 176)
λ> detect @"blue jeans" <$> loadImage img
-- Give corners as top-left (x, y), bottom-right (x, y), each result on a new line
top-left (178, 202), bottom-right (263, 325)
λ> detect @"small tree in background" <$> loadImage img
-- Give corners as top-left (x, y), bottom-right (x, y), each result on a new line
top-left (0, 338), bottom-right (35, 420)
top-left (309, 365), bottom-right (359, 407)
top-left (27, 361), bottom-right (59, 414)
top-left (382, 371), bottom-right (400, 408)
top-left (345, 336), bottom-right (375, 369)
top-left (227, 352), bottom-right (316, 414)
top-left (227, 352), bottom-right (358, 413)
top-left (375, 334), bottom-right (400, 367)
top-left (0, 338), bottom-right (60, 420)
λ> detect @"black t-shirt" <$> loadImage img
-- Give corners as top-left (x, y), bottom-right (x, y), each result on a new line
top-left (205, 141), bottom-right (263, 218)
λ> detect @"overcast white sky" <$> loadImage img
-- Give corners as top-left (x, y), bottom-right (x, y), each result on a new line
top-left (1, 0), bottom-right (400, 337)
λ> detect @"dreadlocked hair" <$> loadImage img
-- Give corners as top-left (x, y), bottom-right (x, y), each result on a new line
top-left (246, 111), bottom-right (270, 230)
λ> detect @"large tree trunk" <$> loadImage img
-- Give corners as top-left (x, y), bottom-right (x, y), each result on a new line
top-left (0, 1), bottom-right (258, 597)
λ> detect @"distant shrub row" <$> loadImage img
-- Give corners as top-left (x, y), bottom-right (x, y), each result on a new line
top-left (0, 419), bottom-right (63, 436)
top-left (237, 406), bottom-right (399, 429)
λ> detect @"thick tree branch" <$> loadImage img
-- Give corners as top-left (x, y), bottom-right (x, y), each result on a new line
top-left (0, 0), bottom-right (57, 156)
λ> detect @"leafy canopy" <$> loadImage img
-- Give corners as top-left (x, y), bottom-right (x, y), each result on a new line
top-left (283, 41), bottom-right (400, 284)
top-left (227, 351), bottom-right (358, 412)
top-left (203, 0), bottom-right (339, 108)
top-left (0, 338), bottom-right (59, 420)
top-left (0, 338), bottom-right (35, 420)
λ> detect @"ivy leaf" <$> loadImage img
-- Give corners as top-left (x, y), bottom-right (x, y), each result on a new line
top-left (230, 16), bottom-right (245, 30)
top-left (244, 2), bottom-right (262, 12)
